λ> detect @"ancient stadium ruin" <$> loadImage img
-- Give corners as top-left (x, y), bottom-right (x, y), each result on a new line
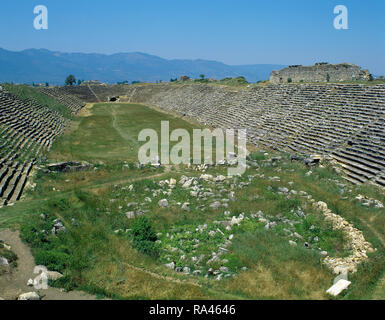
top-left (47, 82), bottom-right (385, 187)
top-left (0, 79), bottom-right (384, 300)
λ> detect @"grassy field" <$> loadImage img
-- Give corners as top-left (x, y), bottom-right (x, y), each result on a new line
top-left (47, 103), bottom-right (213, 162)
top-left (1, 102), bottom-right (385, 300)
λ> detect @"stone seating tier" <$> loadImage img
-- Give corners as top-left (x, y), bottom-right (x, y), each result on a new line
top-left (0, 88), bottom-right (84, 206)
top-left (58, 83), bottom-right (385, 187)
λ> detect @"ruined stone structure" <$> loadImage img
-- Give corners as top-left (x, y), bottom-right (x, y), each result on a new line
top-left (270, 63), bottom-right (371, 84)
top-left (58, 83), bottom-right (385, 187)
top-left (38, 87), bottom-right (85, 114)
top-left (0, 88), bottom-right (84, 206)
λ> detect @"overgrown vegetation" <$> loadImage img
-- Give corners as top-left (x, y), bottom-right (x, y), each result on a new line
top-left (20, 210), bottom-right (71, 273)
top-left (219, 76), bottom-right (248, 86)
top-left (130, 216), bottom-right (159, 257)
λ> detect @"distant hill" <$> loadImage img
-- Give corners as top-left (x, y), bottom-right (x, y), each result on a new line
top-left (0, 48), bottom-right (285, 85)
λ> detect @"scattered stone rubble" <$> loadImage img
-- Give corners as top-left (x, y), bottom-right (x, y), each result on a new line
top-left (355, 194), bottom-right (384, 208)
top-left (314, 201), bottom-right (374, 274)
top-left (18, 292), bottom-right (40, 300)
top-left (110, 157), bottom-right (374, 282)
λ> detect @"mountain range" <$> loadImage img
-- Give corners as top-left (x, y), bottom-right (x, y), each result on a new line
top-left (0, 48), bottom-right (285, 85)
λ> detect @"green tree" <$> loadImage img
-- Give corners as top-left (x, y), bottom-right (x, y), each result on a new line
top-left (45, 82), bottom-right (49, 87)
top-left (326, 73), bottom-right (330, 82)
top-left (287, 78), bottom-right (292, 83)
top-left (65, 75), bottom-right (76, 86)
top-left (199, 74), bottom-right (205, 79)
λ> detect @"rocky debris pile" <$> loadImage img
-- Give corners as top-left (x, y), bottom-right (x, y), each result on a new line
top-left (0, 256), bottom-right (8, 266)
top-left (314, 201), bottom-right (374, 274)
top-left (26, 265), bottom-right (64, 289)
top-left (355, 194), bottom-right (384, 208)
top-left (160, 216), bottom-right (240, 280)
top-left (303, 154), bottom-right (322, 166)
top-left (109, 153), bottom-right (375, 283)
top-left (44, 161), bottom-right (90, 173)
top-left (184, 152), bottom-right (248, 173)
top-left (270, 63), bottom-right (371, 84)
top-left (51, 218), bottom-right (67, 235)
top-left (155, 170), bottom-right (332, 279)
top-left (0, 239), bottom-right (17, 272)
top-left (37, 214), bottom-right (68, 236)
top-left (18, 292), bottom-right (40, 300)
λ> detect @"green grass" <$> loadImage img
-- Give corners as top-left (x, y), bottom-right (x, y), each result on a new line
top-left (2, 84), bottom-right (72, 119)
top-left (220, 230), bottom-right (331, 299)
top-left (48, 103), bottom-right (211, 162)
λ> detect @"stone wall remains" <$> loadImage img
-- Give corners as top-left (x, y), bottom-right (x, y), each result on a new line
top-left (270, 63), bottom-right (371, 84)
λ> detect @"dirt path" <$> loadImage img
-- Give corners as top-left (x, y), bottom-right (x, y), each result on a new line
top-left (111, 106), bottom-right (130, 140)
top-left (0, 229), bottom-right (96, 300)
top-left (122, 262), bottom-right (241, 300)
top-left (110, 105), bottom-right (133, 141)
top-left (87, 85), bottom-right (101, 102)
top-left (90, 168), bottom-right (171, 194)
top-left (123, 262), bottom-right (202, 287)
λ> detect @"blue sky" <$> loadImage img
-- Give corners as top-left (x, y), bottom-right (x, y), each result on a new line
top-left (1, 0), bottom-right (384, 74)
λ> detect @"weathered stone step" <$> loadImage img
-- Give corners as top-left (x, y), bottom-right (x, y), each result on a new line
top-left (332, 153), bottom-right (382, 173)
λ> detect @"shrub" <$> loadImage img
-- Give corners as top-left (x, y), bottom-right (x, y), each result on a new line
top-left (65, 75), bottom-right (76, 86)
top-left (20, 223), bottom-right (49, 248)
top-left (194, 78), bottom-right (209, 83)
top-left (131, 216), bottom-right (159, 257)
top-left (220, 76), bottom-right (248, 85)
top-left (135, 240), bottom-right (159, 257)
top-left (131, 216), bottom-right (157, 242)
top-left (50, 275), bottom-right (78, 291)
top-left (34, 249), bottom-right (69, 272)
top-left (287, 78), bottom-right (292, 83)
